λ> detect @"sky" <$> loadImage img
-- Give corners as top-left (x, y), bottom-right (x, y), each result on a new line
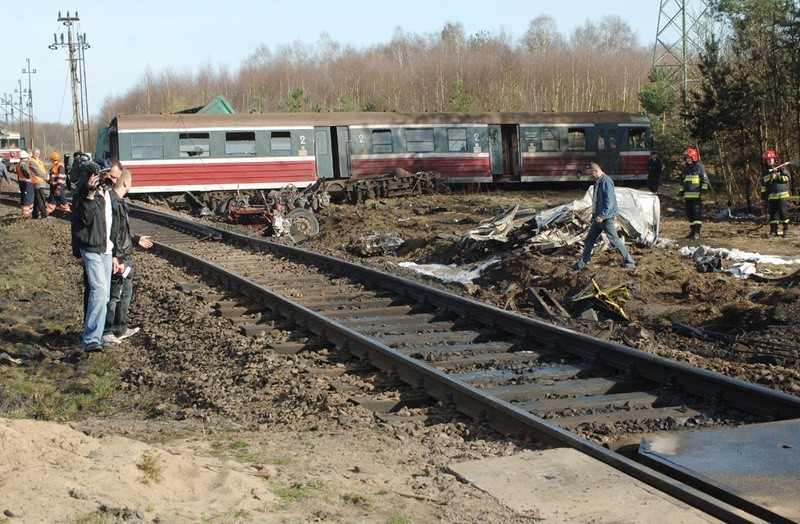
top-left (4, 1), bottom-right (661, 127)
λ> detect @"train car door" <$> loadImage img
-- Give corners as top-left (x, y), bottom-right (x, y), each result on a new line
top-left (489, 124), bottom-right (521, 181)
top-left (595, 125), bottom-right (620, 177)
top-left (335, 126), bottom-right (351, 178)
top-left (314, 127), bottom-right (334, 179)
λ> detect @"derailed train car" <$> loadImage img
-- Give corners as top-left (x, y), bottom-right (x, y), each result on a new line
top-left (94, 111), bottom-right (651, 196)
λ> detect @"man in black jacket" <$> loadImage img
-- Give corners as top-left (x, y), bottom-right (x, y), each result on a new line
top-left (102, 168), bottom-right (153, 346)
top-left (71, 161), bottom-right (120, 352)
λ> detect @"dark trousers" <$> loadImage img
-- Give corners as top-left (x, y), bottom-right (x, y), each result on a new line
top-left (48, 183), bottom-right (69, 205)
top-left (32, 187), bottom-right (48, 218)
top-left (768, 199), bottom-right (789, 224)
top-left (105, 260), bottom-right (134, 336)
top-left (685, 199), bottom-right (703, 226)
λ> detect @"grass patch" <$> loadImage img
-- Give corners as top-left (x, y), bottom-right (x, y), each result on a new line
top-left (268, 478), bottom-right (329, 504)
top-left (389, 516), bottom-right (411, 524)
top-left (208, 439), bottom-right (260, 463)
top-left (342, 492), bottom-right (373, 507)
top-left (0, 356), bottom-right (121, 420)
top-left (136, 453), bottom-right (163, 485)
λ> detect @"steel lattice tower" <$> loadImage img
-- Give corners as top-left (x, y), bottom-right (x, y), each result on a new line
top-left (653, 0), bottom-right (713, 103)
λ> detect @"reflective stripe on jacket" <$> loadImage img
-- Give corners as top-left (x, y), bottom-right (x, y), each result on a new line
top-left (679, 162), bottom-right (709, 199)
top-left (49, 161), bottom-right (66, 185)
top-left (761, 166), bottom-right (791, 200)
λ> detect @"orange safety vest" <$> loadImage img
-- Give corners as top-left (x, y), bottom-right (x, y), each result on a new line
top-left (28, 157), bottom-right (46, 184)
top-left (49, 161), bottom-right (66, 184)
top-left (17, 159), bottom-right (31, 182)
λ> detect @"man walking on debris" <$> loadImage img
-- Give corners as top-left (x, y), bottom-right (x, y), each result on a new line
top-left (647, 150), bottom-right (662, 193)
top-left (570, 162), bottom-right (635, 271)
top-left (760, 150), bottom-right (792, 237)
top-left (678, 148), bottom-right (709, 239)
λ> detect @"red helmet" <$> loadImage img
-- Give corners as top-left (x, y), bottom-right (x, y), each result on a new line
top-left (762, 150), bottom-right (777, 162)
top-left (683, 148), bottom-right (699, 162)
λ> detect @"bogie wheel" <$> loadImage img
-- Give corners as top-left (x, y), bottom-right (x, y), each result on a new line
top-left (286, 208), bottom-right (320, 238)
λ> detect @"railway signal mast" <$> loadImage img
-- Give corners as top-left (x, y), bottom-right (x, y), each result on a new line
top-left (49, 11), bottom-right (90, 152)
top-left (652, 0), bottom-right (713, 104)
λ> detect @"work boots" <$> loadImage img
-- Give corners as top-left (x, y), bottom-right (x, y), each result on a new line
top-left (783, 223), bottom-right (790, 237)
top-left (769, 224), bottom-right (779, 237)
top-left (687, 225), bottom-right (701, 239)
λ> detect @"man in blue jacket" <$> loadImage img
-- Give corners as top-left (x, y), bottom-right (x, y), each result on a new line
top-left (571, 162), bottom-right (636, 270)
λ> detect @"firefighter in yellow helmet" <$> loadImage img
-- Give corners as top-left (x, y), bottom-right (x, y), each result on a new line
top-left (678, 148), bottom-right (709, 239)
top-left (760, 150), bottom-right (792, 237)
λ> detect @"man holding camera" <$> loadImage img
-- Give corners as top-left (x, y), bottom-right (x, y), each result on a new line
top-left (71, 159), bottom-right (122, 352)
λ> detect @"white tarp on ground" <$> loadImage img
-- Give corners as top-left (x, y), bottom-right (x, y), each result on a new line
top-left (679, 246), bottom-right (800, 266)
top-left (534, 187), bottom-right (661, 246)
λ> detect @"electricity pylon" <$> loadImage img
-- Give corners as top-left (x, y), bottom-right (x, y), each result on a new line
top-left (653, 0), bottom-right (713, 104)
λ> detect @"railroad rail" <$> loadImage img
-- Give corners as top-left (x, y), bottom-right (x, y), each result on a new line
top-left (122, 204), bottom-right (800, 523)
top-left (2, 192), bottom-right (798, 523)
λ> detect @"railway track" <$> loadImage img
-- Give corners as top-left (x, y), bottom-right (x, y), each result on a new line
top-left (3, 192), bottom-right (798, 522)
top-left (120, 204), bottom-right (800, 523)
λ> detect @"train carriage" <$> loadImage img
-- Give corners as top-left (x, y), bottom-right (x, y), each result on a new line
top-left (95, 111), bottom-right (651, 195)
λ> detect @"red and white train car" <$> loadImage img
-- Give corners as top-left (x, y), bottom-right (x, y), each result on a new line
top-left (95, 111), bottom-right (651, 195)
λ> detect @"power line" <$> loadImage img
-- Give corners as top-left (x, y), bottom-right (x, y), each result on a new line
top-left (49, 10), bottom-right (90, 152)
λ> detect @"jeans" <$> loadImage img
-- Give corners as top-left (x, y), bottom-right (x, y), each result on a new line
top-left (575, 218), bottom-right (635, 268)
top-left (105, 260), bottom-right (134, 336)
top-left (80, 249), bottom-right (112, 348)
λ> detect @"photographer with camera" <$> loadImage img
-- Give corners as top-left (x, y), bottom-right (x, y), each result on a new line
top-left (71, 159), bottom-right (123, 352)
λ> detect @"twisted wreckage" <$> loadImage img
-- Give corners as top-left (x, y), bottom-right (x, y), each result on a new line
top-left (464, 187), bottom-right (661, 250)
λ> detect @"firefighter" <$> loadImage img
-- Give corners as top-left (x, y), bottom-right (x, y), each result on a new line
top-left (16, 150), bottom-right (33, 218)
top-left (678, 148), bottom-right (709, 239)
top-left (46, 151), bottom-right (70, 213)
top-left (760, 150), bottom-right (792, 237)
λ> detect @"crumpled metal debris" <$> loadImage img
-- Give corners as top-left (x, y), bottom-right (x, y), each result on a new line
top-left (349, 232), bottom-right (405, 257)
top-left (462, 204), bottom-right (537, 243)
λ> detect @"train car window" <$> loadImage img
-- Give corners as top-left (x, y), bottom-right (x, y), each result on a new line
top-left (447, 128), bottom-right (467, 152)
top-left (540, 128), bottom-right (559, 151)
top-left (179, 133), bottom-right (210, 158)
top-left (627, 127), bottom-right (648, 150)
top-left (225, 132), bottom-right (256, 156)
top-left (598, 134), bottom-right (605, 151)
top-left (567, 128), bottom-right (586, 151)
top-left (609, 130), bottom-right (617, 151)
top-left (405, 128), bottom-right (435, 153)
top-left (130, 133), bottom-right (164, 159)
top-left (372, 130), bottom-right (393, 153)
top-left (270, 132), bottom-right (292, 156)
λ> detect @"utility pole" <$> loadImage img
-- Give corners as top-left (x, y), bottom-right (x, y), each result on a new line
top-left (22, 58), bottom-right (37, 149)
top-left (653, 0), bottom-right (713, 104)
top-left (49, 10), bottom-right (90, 152)
top-left (14, 79), bottom-right (28, 142)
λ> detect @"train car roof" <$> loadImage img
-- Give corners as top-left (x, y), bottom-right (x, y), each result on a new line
top-left (110, 111), bottom-right (650, 130)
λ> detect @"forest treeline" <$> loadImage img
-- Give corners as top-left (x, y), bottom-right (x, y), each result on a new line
top-left (98, 15), bottom-right (649, 118)
top-left (33, 4), bottom-right (800, 206)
